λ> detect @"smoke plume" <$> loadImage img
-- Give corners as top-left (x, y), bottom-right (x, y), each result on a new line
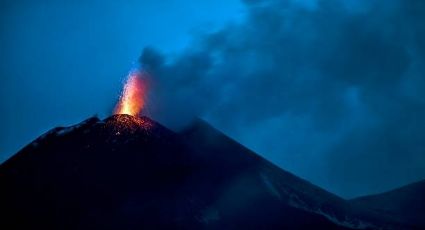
top-left (141, 0), bottom-right (425, 198)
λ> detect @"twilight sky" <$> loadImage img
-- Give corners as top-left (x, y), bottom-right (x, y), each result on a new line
top-left (1, 0), bottom-right (425, 198)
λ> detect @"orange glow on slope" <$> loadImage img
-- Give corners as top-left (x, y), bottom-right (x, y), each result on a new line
top-left (114, 71), bottom-right (147, 116)
top-left (106, 114), bottom-right (153, 134)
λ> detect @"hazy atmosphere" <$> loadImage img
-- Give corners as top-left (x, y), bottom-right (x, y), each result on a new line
top-left (1, 0), bottom-right (425, 199)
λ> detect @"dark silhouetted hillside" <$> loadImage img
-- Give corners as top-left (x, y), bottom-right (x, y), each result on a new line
top-left (0, 115), bottom-right (419, 229)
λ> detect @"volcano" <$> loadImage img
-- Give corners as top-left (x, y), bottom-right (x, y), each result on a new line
top-left (0, 115), bottom-right (420, 229)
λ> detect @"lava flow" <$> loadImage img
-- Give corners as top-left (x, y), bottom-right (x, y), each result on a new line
top-left (111, 70), bottom-right (152, 132)
top-left (114, 70), bottom-right (147, 117)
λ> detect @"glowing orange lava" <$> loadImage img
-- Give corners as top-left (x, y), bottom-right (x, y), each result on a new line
top-left (114, 70), bottom-right (147, 116)
top-left (105, 114), bottom-right (153, 134)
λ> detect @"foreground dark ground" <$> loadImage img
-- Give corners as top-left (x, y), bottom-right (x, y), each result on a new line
top-left (0, 115), bottom-right (423, 229)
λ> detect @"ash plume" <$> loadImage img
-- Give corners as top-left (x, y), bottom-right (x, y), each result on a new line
top-left (140, 0), bottom-right (425, 198)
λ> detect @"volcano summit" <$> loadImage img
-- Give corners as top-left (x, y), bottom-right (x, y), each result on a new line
top-left (0, 115), bottom-right (423, 229)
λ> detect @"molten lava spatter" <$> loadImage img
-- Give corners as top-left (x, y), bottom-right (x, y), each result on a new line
top-left (105, 114), bottom-right (153, 134)
top-left (114, 70), bottom-right (147, 116)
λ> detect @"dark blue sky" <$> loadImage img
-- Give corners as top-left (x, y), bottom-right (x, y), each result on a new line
top-left (1, 0), bottom-right (425, 199)
top-left (0, 0), bottom-right (243, 159)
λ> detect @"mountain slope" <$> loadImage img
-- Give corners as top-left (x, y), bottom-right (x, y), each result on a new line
top-left (0, 115), bottom-right (410, 229)
top-left (350, 179), bottom-right (425, 228)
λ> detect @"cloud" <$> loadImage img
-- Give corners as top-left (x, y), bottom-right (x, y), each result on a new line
top-left (139, 0), bottom-right (425, 198)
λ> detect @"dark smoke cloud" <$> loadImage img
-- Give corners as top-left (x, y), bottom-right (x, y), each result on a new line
top-left (140, 0), bottom-right (425, 198)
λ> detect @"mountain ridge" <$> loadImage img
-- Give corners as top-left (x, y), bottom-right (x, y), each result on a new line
top-left (0, 115), bottom-right (420, 229)
top-left (351, 179), bottom-right (425, 227)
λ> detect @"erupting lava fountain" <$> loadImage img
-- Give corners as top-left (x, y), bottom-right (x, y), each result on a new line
top-left (114, 70), bottom-right (148, 117)
top-left (112, 70), bottom-right (152, 131)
